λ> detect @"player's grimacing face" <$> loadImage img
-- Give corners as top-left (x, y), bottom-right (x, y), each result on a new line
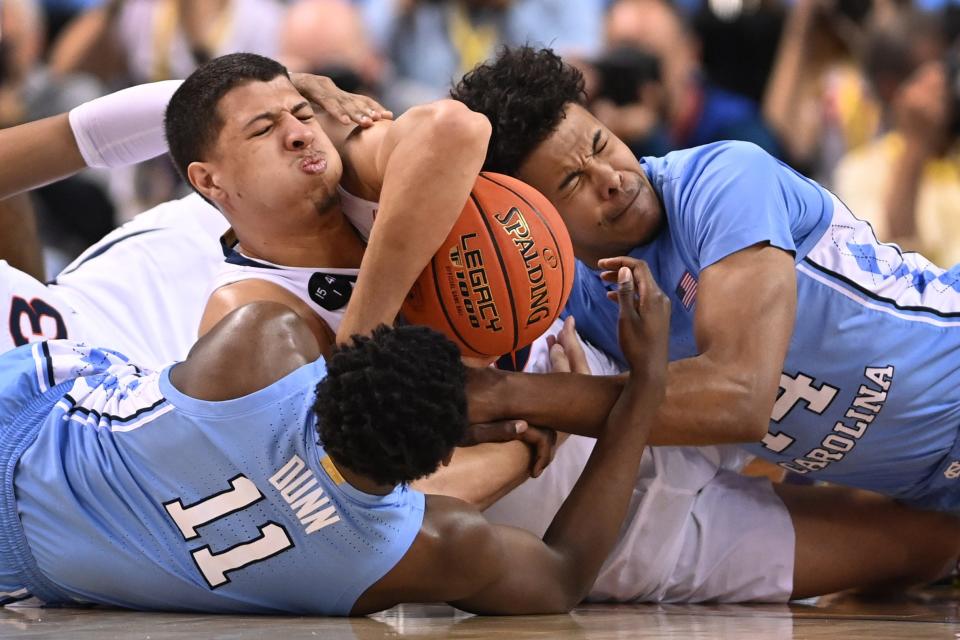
top-left (207, 76), bottom-right (343, 214)
top-left (516, 103), bottom-right (663, 266)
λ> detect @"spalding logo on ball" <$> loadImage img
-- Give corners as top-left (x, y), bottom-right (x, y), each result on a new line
top-left (403, 172), bottom-right (574, 358)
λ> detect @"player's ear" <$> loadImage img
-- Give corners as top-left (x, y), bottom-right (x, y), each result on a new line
top-left (187, 161), bottom-right (225, 203)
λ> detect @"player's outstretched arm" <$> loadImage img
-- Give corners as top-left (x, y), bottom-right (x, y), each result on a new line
top-left (332, 99), bottom-right (491, 342)
top-left (0, 70), bottom-right (392, 202)
top-left (355, 266), bottom-right (670, 615)
top-left (469, 245), bottom-right (795, 445)
top-left (0, 113), bottom-right (85, 199)
top-left (0, 80), bottom-right (181, 200)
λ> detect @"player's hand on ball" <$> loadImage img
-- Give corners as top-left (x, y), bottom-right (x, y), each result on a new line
top-left (290, 72), bottom-right (394, 127)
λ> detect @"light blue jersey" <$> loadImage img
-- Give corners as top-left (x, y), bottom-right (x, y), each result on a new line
top-left (0, 341), bottom-right (424, 613)
top-left (567, 141), bottom-right (960, 512)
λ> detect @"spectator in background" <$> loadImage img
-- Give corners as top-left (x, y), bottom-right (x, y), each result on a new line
top-left (280, 0), bottom-right (385, 100)
top-left (48, 0), bottom-right (284, 84)
top-left (600, 0), bottom-right (781, 157)
top-left (46, 0), bottom-right (286, 222)
top-left (692, 0), bottom-right (785, 106)
top-left (1, 0), bottom-right (44, 126)
top-left (833, 57), bottom-right (960, 266)
top-left (0, 0), bottom-right (45, 280)
top-left (359, 0), bottom-right (604, 113)
top-left (764, 0), bottom-right (936, 180)
top-left (586, 44), bottom-right (671, 158)
top-left (40, 0), bottom-right (102, 43)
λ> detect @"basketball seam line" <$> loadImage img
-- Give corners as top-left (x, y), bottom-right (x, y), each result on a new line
top-left (473, 188), bottom-right (521, 353)
top-left (480, 173), bottom-right (571, 331)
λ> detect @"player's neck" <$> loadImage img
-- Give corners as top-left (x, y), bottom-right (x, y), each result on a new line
top-left (327, 454), bottom-right (394, 496)
top-left (235, 209), bottom-right (365, 269)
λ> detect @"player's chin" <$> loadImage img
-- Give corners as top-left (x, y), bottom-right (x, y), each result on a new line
top-left (626, 204), bottom-right (662, 244)
top-left (609, 210), bottom-right (654, 248)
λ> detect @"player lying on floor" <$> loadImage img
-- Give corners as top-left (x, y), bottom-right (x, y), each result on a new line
top-left (454, 46), bottom-right (960, 516)
top-left (0, 265), bottom-right (666, 614)
top-left (1, 53), bottom-right (549, 510)
top-left (0, 66), bottom-right (387, 363)
top-left (1, 64), bottom-right (958, 606)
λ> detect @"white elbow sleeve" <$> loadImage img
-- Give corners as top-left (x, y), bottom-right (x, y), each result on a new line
top-left (68, 80), bottom-right (183, 169)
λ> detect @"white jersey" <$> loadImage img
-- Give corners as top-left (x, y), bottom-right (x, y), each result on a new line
top-left (208, 186), bottom-right (378, 335)
top-left (483, 320), bottom-right (794, 603)
top-left (50, 194), bottom-right (227, 367)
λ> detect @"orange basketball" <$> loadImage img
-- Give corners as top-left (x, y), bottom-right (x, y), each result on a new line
top-left (402, 172), bottom-right (575, 358)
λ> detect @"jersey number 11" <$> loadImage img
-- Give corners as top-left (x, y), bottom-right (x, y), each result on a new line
top-left (164, 474), bottom-right (294, 588)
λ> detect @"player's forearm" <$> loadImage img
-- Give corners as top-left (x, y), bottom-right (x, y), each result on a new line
top-left (336, 102), bottom-right (490, 341)
top-left (0, 114), bottom-right (86, 199)
top-left (539, 380), bottom-right (653, 607)
top-left (483, 356), bottom-right (770, 445)
top-left (482, 368), bottom-right (622, 438)
top-left (411, 441), bottom-right (531, 510)
top-left (646, 354), bottom-right (771, 445)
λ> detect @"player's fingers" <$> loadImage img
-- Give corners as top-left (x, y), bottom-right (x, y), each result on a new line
top-left (630, 259), bottom-right (670, 315)
top-left (528, 427), bottom-right (558, 477)
top-left (631, 259), bottom-right (663, 308)
top-left (549, 340), bottom-right (571, 373)
top-left (357, 95), bottom-right (394, 121)
top-left (616, 267), bottom-right (639, 319)
top-left (460, 420), bottom-right (527, 446)
top-left (597, 256), bottom-right (635, 271)
top-left (557, 317), bottom-right (590, 374)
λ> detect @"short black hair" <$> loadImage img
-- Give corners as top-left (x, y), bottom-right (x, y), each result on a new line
top-left (451, 46), bottom-right (586, 175)
top-left (165, 52), bottom-right (289, 190)
top-left (315, 325), bottom-right (468, 487)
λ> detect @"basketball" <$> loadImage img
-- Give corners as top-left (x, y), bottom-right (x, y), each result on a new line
top-left (402, 172), bottom-right (575, 358)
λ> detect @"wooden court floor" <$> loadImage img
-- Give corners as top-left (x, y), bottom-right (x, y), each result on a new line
top-left (1, 588), bottom-right (960, 639)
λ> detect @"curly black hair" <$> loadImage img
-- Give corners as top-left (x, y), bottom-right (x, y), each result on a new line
top-left (314, 325), bottom-right (468, 487)
top-left (450, 46), bottom-right (586, 176)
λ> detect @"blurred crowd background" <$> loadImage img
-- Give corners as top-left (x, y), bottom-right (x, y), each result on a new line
top-left (3, 0), bottom-right (960, 276)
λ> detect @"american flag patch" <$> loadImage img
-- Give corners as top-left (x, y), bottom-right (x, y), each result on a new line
top-left (675, 271), bottom-right (698, 310)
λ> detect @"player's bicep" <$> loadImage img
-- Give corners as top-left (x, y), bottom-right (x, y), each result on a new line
top-left (695, 243), bottom-right (796, 408)
top-left (450, 524), bottom-right (576, 615)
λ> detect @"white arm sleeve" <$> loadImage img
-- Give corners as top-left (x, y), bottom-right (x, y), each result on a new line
top-left (68, 80), bottom-right (183, 169)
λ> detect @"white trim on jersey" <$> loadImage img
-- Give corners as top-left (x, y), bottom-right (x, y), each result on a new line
top-left (802, 195), bottom-right (960, 324)
top-left (31, 343), bottom-right (49, 393)
top-left (797, 262), bottom-right (960, 328)
top-left (54, 398), bottom-right (174, 433)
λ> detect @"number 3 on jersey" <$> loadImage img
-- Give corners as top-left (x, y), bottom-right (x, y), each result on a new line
top-left (164, 475), bottom-right (294, 589)
top-left (762, 372), bottom-right (839, 453)
top-left (8, 296), bottom-right (67, 346)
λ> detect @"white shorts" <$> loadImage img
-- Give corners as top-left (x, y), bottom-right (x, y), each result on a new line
top-left (483, 321), bottom-right (795, 603)
top-left (484, 440), bottom-right (794, 603)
